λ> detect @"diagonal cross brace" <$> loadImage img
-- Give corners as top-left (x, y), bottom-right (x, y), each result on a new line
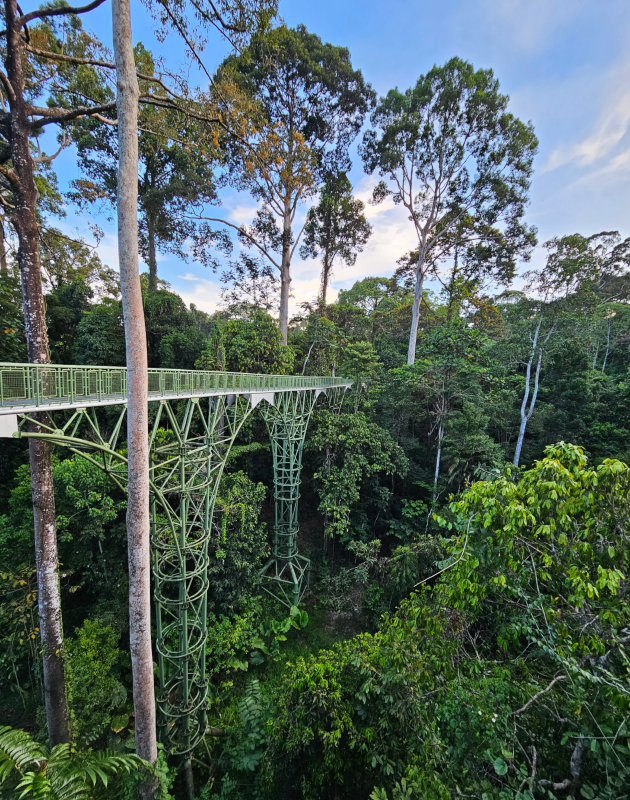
top-left (7, 380), bottom-right (350, 757)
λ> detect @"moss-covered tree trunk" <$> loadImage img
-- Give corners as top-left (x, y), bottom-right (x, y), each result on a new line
top-left (3, 0), bottom-right (70, 747)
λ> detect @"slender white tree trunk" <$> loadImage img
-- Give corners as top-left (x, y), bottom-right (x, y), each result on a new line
top-left (407, 246), bottom-right (427, 366)
top-left (601, 319), bottom-right (611, 373)
top-left (432, 420), bottom-right (444, 503)
top-left (513, 320), bottom-right (543, 467)
top-left (111, 0), bottom-right (157, 783)
top-left (279, 202), bottom-right (292, 345)
top-left (302, 340), bottom-right (316, 374)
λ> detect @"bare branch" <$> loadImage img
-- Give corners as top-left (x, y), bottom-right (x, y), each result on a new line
top-left (189, 0), bottom-right (244, 36)
top-left (413, 515), bottom-right (474, 588)
top-left (537, 778), bottom-right (571, 792)
top-left (154, 0), bottom-right (215, 86)
top-left (0, 163), bottom-right (18, 186)
top-left (17, 0), bottom-right (109, 27)
top-left (93, 113), bottom-right (117, 126)
top-left (25, 44), bottom-right (116, 70)
top-left (24, 45), bottom-right (186, 103)
top-left (185, 213), bottom-right (281, 270)
top-left (514, 675), bottom-right (566, 715)
top-left (0, 68), bottom-right (16, 104)
top-left (28, 101), bottom-right (117, 129)
top-left (33, 130), bottom-right (71, 163)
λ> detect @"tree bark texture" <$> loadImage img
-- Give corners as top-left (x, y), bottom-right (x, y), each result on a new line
top-left (407, 233), bottom-right (431, 366)
top-left (433, 421), bottom-right (444, 503)
top-left (4, 0), bottom-right (70, 746)
top-left (601, 319), bottom-right (611, 373)
top-left (513, 319), bottom-right (543, 468)
top-left (111, 0), bottom-right (157, 777)
top-left (279, 202), bottom-right (292, 344)
top-left (407, 262), bottom-right (425, 366)
top-left (320, 255), bottom-right (331, 308)
top-left (0, 213), bottom-right (8, 276)
top-left (147, 211), bottom-right (157, 292)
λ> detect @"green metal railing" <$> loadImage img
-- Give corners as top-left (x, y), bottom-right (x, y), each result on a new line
top-left (5, 364), bottom-right (351, 757)
top-left (0, 363), bottom-right (351, 412)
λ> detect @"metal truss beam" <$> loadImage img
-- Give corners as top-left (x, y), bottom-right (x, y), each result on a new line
top-left (0, 362), bottom-right (350, 415)
top-left (259, 390), bottom-right (318, 608)
top-left (7, 379), bottom-right (349, 757)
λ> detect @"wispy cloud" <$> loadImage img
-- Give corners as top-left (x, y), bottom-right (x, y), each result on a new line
top-left (291, 176), bottom-right (418, 308)
top-left (172, 276), bottom-right (222, 314)
top-left (478, 0), bottom-right (587, 56)
top-left (543, 53), bottom-right (630, 173)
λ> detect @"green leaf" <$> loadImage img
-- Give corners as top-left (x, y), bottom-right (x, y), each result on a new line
top-left (111, 714), bottom-right (129, 734)
top-left (493, 757), bottom-right (508, 776)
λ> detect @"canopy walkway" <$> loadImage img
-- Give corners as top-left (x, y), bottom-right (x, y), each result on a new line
top-left (0, 362), bottom-right (351, 755)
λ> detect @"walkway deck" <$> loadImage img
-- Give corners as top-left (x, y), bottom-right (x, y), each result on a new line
top-left (0, 362), bottom-right (351, 416)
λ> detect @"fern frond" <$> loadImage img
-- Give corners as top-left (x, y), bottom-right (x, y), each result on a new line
top-left (0, 729), bottom-right (143, 800)
top-left (71, 751), bottom-right (144, 789)
top-left (0, 726), bottom-right (48, 778)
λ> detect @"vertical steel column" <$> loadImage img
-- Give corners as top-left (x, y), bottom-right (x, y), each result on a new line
top-left (150, 394), bottom-right (252, 755)
top-left (260, 389), bottom-right (318, 607)
top-left (6, 378), bottom-right (351, 759)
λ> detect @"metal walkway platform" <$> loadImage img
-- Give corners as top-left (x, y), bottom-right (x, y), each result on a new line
top-left (0, 361), bottom-right (351, 755)
top-left (0, 362), bottom-right (349, 415)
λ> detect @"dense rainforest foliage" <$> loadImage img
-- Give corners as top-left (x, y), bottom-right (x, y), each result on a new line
top-left (3, 242), bottom-right (630, 799)
top-left (0, 3), bottom-right (629, 800)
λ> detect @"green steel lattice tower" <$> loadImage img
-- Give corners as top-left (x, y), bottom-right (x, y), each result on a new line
top-left (0, 363), bottom-right (350, 756)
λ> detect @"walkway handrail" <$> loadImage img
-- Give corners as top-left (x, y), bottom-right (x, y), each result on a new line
top-left (0, 362), bottom-right (352, 414)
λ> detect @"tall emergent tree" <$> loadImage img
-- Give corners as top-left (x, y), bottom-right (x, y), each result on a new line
top-left (300, 172), bottom-right (372, 309)
top-left (111, 0), bottom-right (157, 786)
top-left (509, 230), bottom-right (630, 467)
top-left (121, 4), bottom-right (280, 796)
top-left (71, 44), bottom-right (224, 291)
top-left (0, 0), bottom-right (119, 746)
top-left (361, 57), bottom-right (538, 365)
top-left (213, 25), bottom-right (375, 342)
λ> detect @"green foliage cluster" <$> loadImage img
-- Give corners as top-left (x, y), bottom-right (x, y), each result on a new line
top-left (0, 724), bottom-right (143, 800)
top-left (259, 444), bottom-right (630, 799)
top-left (66, 621), bottom-right (130, 747)
top-left (199, 309), bottom-right (295, 374)
top-left (310, 409), bottom-right (408, 541)
top-left (3, 13), bottom-right (630, 800)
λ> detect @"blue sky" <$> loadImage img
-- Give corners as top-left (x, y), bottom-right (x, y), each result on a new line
top-left (51, 0), bottom-right (630, 314)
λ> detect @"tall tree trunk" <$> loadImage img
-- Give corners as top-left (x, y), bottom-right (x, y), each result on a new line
top-left (279, 202), bottom-right (292, 345)
top-left (445, 247), bottom-right (458, 322)
top-left (147, 211), bottom-right (157, 292)
top-left (432, 420), bottom-right (444, 504)
top-left (111, 0), bottom-right (157, 786)
top-left (320, 252), bottom-right (332, 310)
top-left (513, 321), bottom-right (543, 467)
top-left (601, 319), bottom-right (611, 373)
top-left (407, 248), bottom-right (427, 366)
top-left (4, 0), bottom-right (70, 747)
top-left (0, 212), bottom-right (8, 277)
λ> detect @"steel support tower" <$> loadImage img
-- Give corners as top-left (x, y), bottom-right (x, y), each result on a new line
top-left (0, 363), bottom-right (349, 755)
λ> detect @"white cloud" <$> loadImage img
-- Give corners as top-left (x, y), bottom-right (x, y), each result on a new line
top-left (543, 53), bottom-right (630, 173)
top-left (172, 276), bottom-right (222, 314)
top-left (473, 0), bottom-right (588, 56)
top-left (289, 176), bottom-right (418, 311)
top-left (222, 197), bottom-right (260, 226)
